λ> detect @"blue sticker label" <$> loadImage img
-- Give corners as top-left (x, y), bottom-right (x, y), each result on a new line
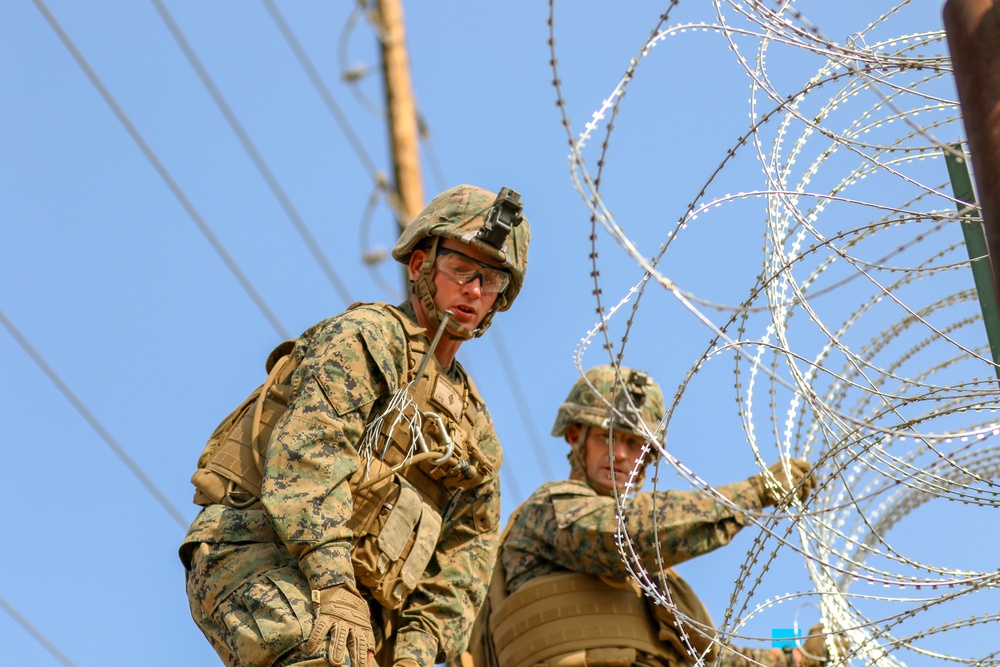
top-left (771, 628), bottom-right (801, 648)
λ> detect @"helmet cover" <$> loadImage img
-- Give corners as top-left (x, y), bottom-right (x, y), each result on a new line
top-left (392, 184), bottom-right (530, 311)
top-left (552, 365), bottom-right (665, 440)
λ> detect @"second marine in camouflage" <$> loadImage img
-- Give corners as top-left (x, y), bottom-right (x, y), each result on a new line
top-left (466, 365), bottom-right (842, 667)
top-left (179, 184), bottom-right (530, 667)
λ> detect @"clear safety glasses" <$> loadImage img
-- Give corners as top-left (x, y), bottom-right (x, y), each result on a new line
top-left (435, 247), bottom-right (511, 294)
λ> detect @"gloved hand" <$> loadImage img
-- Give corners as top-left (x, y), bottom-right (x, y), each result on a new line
top-left (801, 623), bottom-right (849, 667)
top-left (394, 659), bottom-right (420, 667)
top-left (750, 458), bottom-right (815, 507)
top-left (305, 584), bottom-right (376, 667)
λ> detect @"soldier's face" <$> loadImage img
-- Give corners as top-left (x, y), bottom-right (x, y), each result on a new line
top-left (573, 425), bottom-right (646, 493)
top-left (410, 239), bottom-right (502, 331)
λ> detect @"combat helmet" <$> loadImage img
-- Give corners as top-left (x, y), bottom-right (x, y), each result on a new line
top-left (554, 365), bottom-right (665, 495)
top-left (392, 184), bottom-right (530, 339)
top-left (552, 365), bottom-right (665, 441)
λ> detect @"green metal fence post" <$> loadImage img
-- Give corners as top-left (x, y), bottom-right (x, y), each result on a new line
top-left (945, 143), bottom-right (1000, 382)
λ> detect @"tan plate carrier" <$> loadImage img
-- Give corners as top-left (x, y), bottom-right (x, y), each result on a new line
top-left (188, 303), bottom-right (495, 611)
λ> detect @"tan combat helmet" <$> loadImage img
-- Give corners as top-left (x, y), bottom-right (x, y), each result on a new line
top-left (553, 365), bottom-right (666, 494)
top-left (392, 184), bottom-right (531, 339)
top-left (552, 365), bottom-right (665, 440)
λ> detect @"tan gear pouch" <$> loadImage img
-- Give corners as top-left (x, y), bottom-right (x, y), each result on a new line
top-left (349, 468), bottom-right (443, 610)
top-left (374, 395), bottom-right (496, 493)
top-left (191, 341), bottom-right (296, 506)
top-left (539, 648), bottom-right (637, 667)
top-left (645, 569), bottom-right (718, 662)
top-left (491, 573), bottom-right (668, 667)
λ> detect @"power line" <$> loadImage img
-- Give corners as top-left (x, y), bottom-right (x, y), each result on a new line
top-left (151, 0), bottom-right (354, 308)
top-left (490, 328), bottom-right (557, 482)
top-left (32, 0), bottom-right (290, 341)
top-left (0, 594), bottom-right (78, 667)
top-left (0, 308), bottom-right (188, 530)
top-left (359, 184), bottom-right (407, 301)
top-left (262, 0), bottom-right (411, 230)
top-left (263, 0), bottom-right (382, 182)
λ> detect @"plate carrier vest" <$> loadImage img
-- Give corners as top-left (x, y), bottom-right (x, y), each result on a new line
top-left (188, 302), bottom-right (497, 610)
top-left (462, 499), bottom-right (718, 667)
top-left (488, 570), bottom-right (719, 667)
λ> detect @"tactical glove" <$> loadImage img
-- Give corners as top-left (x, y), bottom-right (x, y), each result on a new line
top-left (801, 623), bottom-right (849, 667)
top-left (393, 659), bottom-right (420, 667)
top-left (750, 458), bottom-right (815, 507)
top-left (304, 584), bottom-right (376, 667)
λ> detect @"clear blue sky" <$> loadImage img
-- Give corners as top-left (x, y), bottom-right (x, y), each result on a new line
top-left (3, 2), bottom-right (995, 666)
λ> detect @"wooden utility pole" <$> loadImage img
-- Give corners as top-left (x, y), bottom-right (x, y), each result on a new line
top-left (375, 0), bottom-right (425, 232)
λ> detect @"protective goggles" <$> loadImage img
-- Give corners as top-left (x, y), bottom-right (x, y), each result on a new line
top-left (435, 247), bottom-right (511, 294)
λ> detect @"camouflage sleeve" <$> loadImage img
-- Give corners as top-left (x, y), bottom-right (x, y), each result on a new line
top-left (504, 479), bottom-right (762, 590)
top-left (623, 479), bottom-right (761, 570)
top-left (260, 307), bottom-right (405, 592)
top-left (393, 403), bottom-right (503, 666)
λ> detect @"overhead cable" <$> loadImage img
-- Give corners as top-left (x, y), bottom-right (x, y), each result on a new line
top-left (0, 307), bottom-right (188, 530)
top-left (151, 0), bottom-right (354, 308)
top-left (0, 594), bottom-right (79, 667)
top-left (33, 0), bottom-right (290, 341)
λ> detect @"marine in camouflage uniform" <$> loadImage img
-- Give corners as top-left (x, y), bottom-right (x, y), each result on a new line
top-left (465, 366), bottom-right (839, 667)
top-left (179, 185), bottom-right (530, 667)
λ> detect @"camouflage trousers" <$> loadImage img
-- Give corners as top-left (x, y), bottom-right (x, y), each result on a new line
top-left (186, 540), bottom-right (370, 667)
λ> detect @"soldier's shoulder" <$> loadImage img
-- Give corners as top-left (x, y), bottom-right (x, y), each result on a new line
top-left (510, 480), bottom-right (606, 535)
top-left (300, 302), bottom-right (405, 347)
top-left (542, 479), bottom-right (595, 496)
top-left (293, 303), bottom-right (410, 392)
top-left (521, 479), bottom-right (594, 507)
top-left (340, 301), bottom-right (406, 332)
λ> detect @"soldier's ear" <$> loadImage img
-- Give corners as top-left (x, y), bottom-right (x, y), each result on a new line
top-left (566, 424), bottom-right (581, 446)
top-left (408, 248), bottom-right (426, 281)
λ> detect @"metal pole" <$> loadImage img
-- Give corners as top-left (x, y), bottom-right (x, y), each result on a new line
top-left (944, 144), bottom-right (1000, 381)
top-left (943, 0), bottom-right (1000, 322)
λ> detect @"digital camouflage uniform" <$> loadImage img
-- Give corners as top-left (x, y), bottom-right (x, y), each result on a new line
top-left (501, 479), bottom-right (777, 667)
top-left (180, 185), bottom-right (530, 667)
top-left (469, 366), bottom-right (816, 667)
top-left (503, 478), bottom-right (763, 597)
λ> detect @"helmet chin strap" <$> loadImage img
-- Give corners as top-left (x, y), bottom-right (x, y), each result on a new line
top-left (412, 236), bottom-right (505, 340)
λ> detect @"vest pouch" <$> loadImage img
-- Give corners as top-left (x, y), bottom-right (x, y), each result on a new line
top-left (415, 416), bottom-right (468, 482)
top-left (537, 648), bottom-right (637, 667)
top-left (371, 367), bottom-right (495, 494)
top-left (413, 418), bottom-right (498, 492)
top-left (191, 468), bottom-right (228, 506)
top-left (375, 408), bottom-right (475, 496)
top-left (645, 569), bottom-right (718, 662)
top-left (200, 390), bottom-right (289, 504)
top-left (350, 476), bottom-right (443, 610)
top-left (190, 341), bottom-right (297, 507)
top-left (405, 371), bottom-right (484, 489)
top-left (491, 573), bottom-right (676, 667)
